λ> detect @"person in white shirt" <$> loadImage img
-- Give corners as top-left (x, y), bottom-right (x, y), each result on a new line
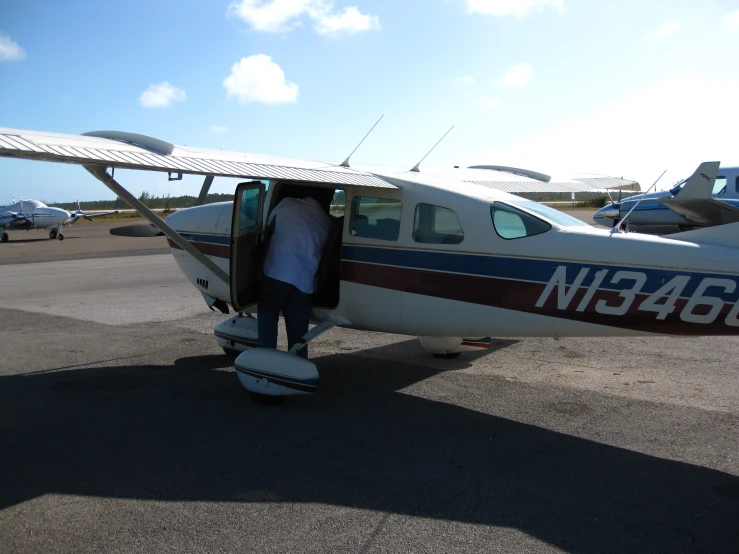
top-left (258, 189), bottom-right (331, 358)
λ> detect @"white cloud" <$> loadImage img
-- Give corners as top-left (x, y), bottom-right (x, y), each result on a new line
top-left (454, 75), bottom-right (476, 86)
top-left (227, 0), bottom-right (310, 32)
top-left (0, 32), bottom-right (26, 61)
top-left (500, 62), bottom-right (534, 87)
top-left (138, 82), bottom-right (187, 108)
top-left (649, 21), bottom-right (680, 38)
top-left (477, 77), bottom-right (739, 191)
top-left (228, 0), bottom-right (380, 36)
top-left (210, 125), bottom-right (229, 134)
top-left (477, 95), bottom-right (503, 108)
top-left (314, 6), bottom-right (380, 36)
top-left (722, 10), bottom-right (739, 29)
top-left (466, 0), bottom-right (563, 18)
top-left (223, 54), bottom-right (299, 104)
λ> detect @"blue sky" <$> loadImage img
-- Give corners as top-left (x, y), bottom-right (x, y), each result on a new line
top-left (1, 0), bottom-right (739, 203)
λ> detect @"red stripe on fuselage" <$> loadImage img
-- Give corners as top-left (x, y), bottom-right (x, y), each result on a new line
top-left (167, 238), bottom-right (230, 259)
top-left (341, 260), bottom-right (739, 335)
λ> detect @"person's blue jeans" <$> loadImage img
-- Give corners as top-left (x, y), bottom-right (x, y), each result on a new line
top-left (257, 276), bottom-right (312, 358)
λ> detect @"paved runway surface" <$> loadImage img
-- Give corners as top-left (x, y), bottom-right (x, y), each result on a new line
top-left (0, 222), bottom-right (169, 265)
top-left (1, 221), bottom-right (738, 553)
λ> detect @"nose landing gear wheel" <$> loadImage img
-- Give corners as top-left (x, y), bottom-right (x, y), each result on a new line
top-left (1, 232), bottom-right (8, 243)
top-left (222, 347), bottom-right (241, 358)
top-left (57, 233), bottom-right (64, 241)
top-left (49, 229), bottom-right (57, 239)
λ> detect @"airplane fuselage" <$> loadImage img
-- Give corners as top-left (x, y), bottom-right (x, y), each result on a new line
top-left (166, 175), bottom-right (739, 340)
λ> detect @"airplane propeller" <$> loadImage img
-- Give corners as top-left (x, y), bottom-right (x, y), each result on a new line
top-left (68, 197), bottom-right (95, 223)
top-left (612, 190), bottom-right (623, 227)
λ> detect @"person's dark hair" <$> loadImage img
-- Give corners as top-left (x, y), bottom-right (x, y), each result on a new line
top-left (279, 184), bottom-right (333, 213)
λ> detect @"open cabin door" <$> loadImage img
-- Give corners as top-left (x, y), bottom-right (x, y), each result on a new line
top-left (230, 181), bottom-right (266, 311)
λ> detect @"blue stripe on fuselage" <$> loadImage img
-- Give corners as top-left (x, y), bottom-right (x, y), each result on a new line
top-left (342, 244), bottom-right (739, 301)
top-left (178, 232), bottom-right (229, 245)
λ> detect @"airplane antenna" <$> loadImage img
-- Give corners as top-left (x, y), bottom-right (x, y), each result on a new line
top-left (612, 170), bottom-right (666, 233)
top-left (340, 114), bottom-right (384, 168)
top-left (410, 126), bottom-right (454, 172)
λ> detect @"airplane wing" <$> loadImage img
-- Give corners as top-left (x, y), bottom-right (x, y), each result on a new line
top-left (459, 166), bottom-right (640, 195)
top-left (0, 128), bottom-right (395, 188)
top-left (659, 198), bottom-right (739, 227)
top-left (82, 210), bottom-right (120, 218)
top-left (0, 126), bottom-right (397, 286)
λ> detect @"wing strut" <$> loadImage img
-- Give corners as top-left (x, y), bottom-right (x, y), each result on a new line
top-left (195, 175), bottom-right (214, 206)
top-left (84, 165), bottom-right (229, 285)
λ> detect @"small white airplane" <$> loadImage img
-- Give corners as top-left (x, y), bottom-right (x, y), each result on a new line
top-left (0, 196), bottom-right (118, 242)
top-left (2, 126), bottom-right (739, 404)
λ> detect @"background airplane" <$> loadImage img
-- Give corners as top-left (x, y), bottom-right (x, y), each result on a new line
top-left (593, 163), bottom-right (739, 233)
top-left (0, 197), bottom-right (118, 242)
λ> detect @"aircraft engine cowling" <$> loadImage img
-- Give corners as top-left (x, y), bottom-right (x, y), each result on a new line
top-left (417, 336), bottom-right (492, 357)
top-left (235, 348), bottom-right (319, 397)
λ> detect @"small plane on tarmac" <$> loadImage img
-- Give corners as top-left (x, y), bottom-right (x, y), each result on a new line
top-left (593, 163), bottom-right (739, 233)
top-left (2, 126), bottom-right (739, 403)
top-left (0, 197), bottom-right (118, 242)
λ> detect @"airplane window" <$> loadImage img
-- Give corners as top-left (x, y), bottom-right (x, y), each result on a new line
top-left (713, 177), bottom-right (727, 196)
top-left (669, 179), bottom-right (687, 196)
top-left (490, 202), bottom-right (551, 239)
top-left (239, 187), bottom-right (261, 232)
top-left (509, 200), bottom-right (589, 227)
top-left (350, 196), bottom-right (402, 241)
top-left (413, 203), bottom-right (464, 244)
top-left (330, 189), bottom-right (346, 217)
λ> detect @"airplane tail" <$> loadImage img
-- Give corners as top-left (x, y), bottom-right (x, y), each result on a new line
top-left (675, 161), bottom-right (720, 199)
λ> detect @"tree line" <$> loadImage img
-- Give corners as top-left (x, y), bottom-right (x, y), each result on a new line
top-left (53, 192), bottom-right (235, 211)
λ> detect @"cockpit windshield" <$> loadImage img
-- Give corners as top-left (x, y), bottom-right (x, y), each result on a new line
top-left (507, 200), bottom-right (590, 227)
top-left (669, 178), bottom-right (688, 196)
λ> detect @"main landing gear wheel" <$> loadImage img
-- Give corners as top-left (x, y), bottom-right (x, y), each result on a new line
top-left (49, 229), bottom-right (57, 239)
top-left (248, 391), bottom-right (286, 405)
top-left (1, 232), bottom-right (8, 243)
top-left (57, 233), bottom-right (64, 241)
top-left (433, 352), bottom-right (461, 359)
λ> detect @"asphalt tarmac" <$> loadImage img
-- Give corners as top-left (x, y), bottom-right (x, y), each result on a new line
top-left (0, 219), bottom-right (738, 553)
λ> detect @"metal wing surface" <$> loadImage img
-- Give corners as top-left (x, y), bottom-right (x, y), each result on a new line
top-left (81, 211), bottom-right (120, 218)
top-left (659, 197), bottom-right (739, 227)
top-left (0, 128), bottom-right (396, 189)
top-left (455, 167), bottom-right (640, 194)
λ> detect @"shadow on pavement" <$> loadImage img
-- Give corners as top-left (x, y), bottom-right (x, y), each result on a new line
top-left (1, 350), bottom-right (737, 553)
